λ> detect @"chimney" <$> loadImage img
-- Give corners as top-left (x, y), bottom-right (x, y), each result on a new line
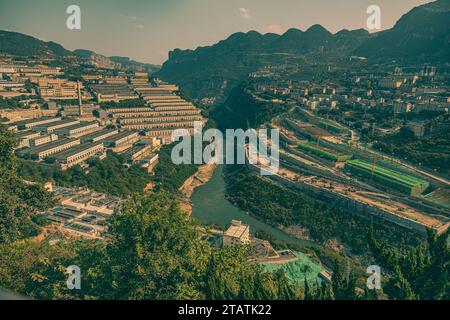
top-left (77, 81), bottom-right (83, 116)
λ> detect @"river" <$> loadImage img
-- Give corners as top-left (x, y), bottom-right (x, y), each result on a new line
top-left (191, 165), bottom-right (305, 243)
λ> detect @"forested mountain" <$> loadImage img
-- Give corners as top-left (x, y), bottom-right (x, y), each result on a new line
top-left (156, 27), bottom-right (370, 100)
top-left (0, 30), bottom-right (71, 57)
top-left (0, 31), bottom-right (159, 72)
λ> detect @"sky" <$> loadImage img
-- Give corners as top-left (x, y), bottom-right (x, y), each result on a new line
top-left (0, 0), bottom-right (434, 65)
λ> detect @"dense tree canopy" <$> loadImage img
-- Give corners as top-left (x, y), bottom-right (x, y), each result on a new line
top-left (18, 152), bottom-right (150, 197)
top-left (0, 124), bottom-right (54, 243)
top-left (0, 191), bottom-right (307, 300)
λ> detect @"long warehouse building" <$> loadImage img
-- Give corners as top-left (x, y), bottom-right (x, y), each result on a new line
top-left (345, 160), bottom-right (430, 196)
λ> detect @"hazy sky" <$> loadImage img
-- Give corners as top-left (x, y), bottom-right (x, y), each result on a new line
top-left (0, 0), bottom-right (434, 64)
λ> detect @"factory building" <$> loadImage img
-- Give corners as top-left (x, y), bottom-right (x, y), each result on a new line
top-left (112, 109), bottom-right (201, 119)
top-left (32, 119), bottom-right (80, 133)
top-left (119, 115), bottom-right (202, 124)
top-left (80, 129), bottom-right (119, 143)
top-left (103, 131), bottom-right (139, 148)
top-left (121, 120), bottom-right (199, 131)
top-left (54, 121), bottom-right (100, 138)
top-left (52, 142), bottom-right (105, 170)
top-left (29, 134), bottom-right (59, 147)
top-left (18, 138), bottom-right (80, 160)
top-left (12, 116), bottom-right (62, 130)
top-left (345, 160), bottom-right (430, 196)
top-left (16, 131), bottom-right (41, 148)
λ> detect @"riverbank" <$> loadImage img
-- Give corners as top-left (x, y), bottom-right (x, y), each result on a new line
top-left (179, 163), bottom-right (217, 215)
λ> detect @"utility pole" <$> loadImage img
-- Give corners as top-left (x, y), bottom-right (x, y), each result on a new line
top-left (371, 156), bottom-right (377, 180)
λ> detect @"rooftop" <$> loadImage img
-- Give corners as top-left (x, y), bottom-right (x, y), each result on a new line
top-left (81, 129), bottom-right (118, 140)
top-left (25, 138), bottom-right (79, 154)
top-left (224, 220), bottom-right (249, 239)
top-left (55, 121), bottom-right (98, 131)
top-left (52, 142), bottom-right (104, 159)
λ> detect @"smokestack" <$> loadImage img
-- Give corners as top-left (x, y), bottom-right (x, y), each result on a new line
top-left (77, 81), bottom-right (83, 116)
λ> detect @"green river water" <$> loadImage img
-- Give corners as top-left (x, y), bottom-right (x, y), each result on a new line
top-left (191, 165), bottom-right (305, 243)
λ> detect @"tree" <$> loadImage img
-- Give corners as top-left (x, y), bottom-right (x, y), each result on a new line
top-left (331, 259), bottom-right (357, 300)
top-left (369, 229), bottom-right (449, 300)
top-left (0, 125), bottom-right (54, 243)
top-left (105, 191), bottom-right (211, 300)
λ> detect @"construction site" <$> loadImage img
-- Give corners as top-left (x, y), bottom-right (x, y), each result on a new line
top-left (249, 108), bottom-right (450, 236)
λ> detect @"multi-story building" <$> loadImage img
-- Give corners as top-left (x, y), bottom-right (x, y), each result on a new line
top-left (144, 95), bottom-right (183, 103)
top-left (0, 81), bottom-right (24, 89)
top-left (37, 78), bottom-right (84, 100)
top-left (144, 127), bottom-right (195, 144)
top-left (104, 76), bottom-right (128, 85)
top-left (11, 117), bottom-right (62, 130)
top-left (18, 138), bottom-right (81, 160)
top-left (151, 104), bottom-right (197, 111)
top-left (119, 115), bottom-right (202, 125)
top-left (1, 109), bottom-right (59, 123)
top-left (20, 66), bottom-right (62, 76)
top-left (91, 84), bottom-right (138, 103)
top-left (107, 107), bottom-right (155, 114)
top-left (223, 220), bottom-right (251, 247)
top-left (16, 131), bottom-right (41, 148)
top-left (378, 77), bottom-right (404, 89)
top-left (29, 134), bottom-right (59, 147)
top-left (54, 121), bottom-right (100, 138)
top-left (32, 119), bottom-right (81, 133)
top-left (103, 131), bottom-right (139, 148)
top-left (80, 129), bottom-right (119, 143)
top-left (111, 109), bottom-right (201, 119)
top-left (123, 144), bottom-right (152, 162)
top-left (121, 120), bottom-right (199, 131)
top-left (52, 142), bottom-right (105, 170)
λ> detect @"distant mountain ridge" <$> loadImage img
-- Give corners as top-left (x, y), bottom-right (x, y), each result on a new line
top-left (0, 30), bottom-right (160, 72)
top-left (157, 27), bottom-right (372, 99)
top-left (354, 0), bottom-right (450, 61)
top-left (0, 30), bottom-right (71, 57)
top-left (157, 0), bottom-right (450, 100)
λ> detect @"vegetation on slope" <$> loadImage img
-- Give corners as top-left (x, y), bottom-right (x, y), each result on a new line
top-left (211, 83), bottom-right (290, 130)
top-left (0, 30), bottom-right (71, 57)
top-left (0, 125), bottom-right (54, 243)
top-left (18, 151), bottom-right (150, 197)
top-left (224, 165), bottom-right (420, 254)
top-left (0, 191), bottom-right (322, 300)
top-left (373, 128), bottom-right (450, 176)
